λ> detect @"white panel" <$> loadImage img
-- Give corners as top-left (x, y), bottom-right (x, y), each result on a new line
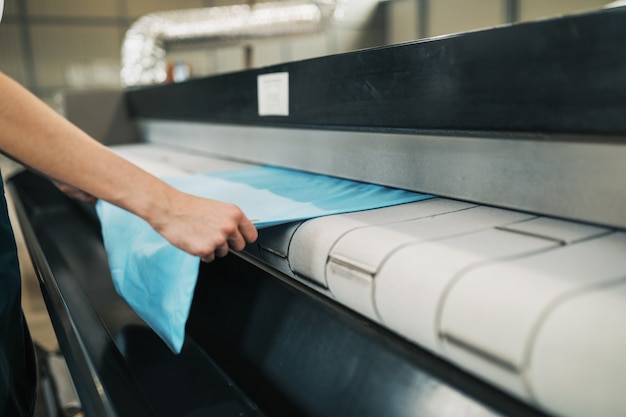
top-left (440, 232), bottom-right (626, 398)
top-left (289, 198), bottom-right (472, 286)
top-left (375, 229), bottom-right (556, 353)
top-left (258, 72), bottom-right (289, 116)
top-left (500, 216), bottom-right (610, 244)
top-left (527, 281), bottom-right (626, 417)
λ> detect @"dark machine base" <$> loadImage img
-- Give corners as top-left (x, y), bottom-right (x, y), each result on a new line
top-left (9, 170), bottom-right (548, 417)
top-left (9, 171), bottom-right (263, 417)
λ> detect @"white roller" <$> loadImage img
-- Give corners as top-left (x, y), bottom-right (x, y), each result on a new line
top-left (527, 281), bottom-right (626, 417)
top-left (328, 206), bottom-right (532, 278)
top-left (375, 228), bottom-right (556, 353)
top-left (439, 232), bottom-right (626, 399)
top-left (289, 198), bottom-right (471, 286)
top-left (325, 206), bottom-right (533, 324)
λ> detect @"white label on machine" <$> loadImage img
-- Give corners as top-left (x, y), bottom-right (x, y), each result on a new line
top-left (258, 72), bottom-right (289, 116)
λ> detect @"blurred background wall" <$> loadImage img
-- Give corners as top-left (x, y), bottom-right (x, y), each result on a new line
top-left (0, 0), bottom-right (613, 104)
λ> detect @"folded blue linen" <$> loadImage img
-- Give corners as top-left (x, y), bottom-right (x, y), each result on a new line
top-left (96, 166), bottom-right (432, 353)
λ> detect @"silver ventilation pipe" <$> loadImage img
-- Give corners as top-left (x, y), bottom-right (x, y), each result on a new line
top-left (121, 0), bottom-right (344, 87)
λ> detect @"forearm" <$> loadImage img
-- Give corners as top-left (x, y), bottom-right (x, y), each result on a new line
top-left (0, 72), bottom-right (172, 223)
top-left (0, 72), bottom-right (257, 259)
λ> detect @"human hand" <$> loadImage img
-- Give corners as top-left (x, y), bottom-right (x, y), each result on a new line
top-left (149, 191), bottom-right (258, 263)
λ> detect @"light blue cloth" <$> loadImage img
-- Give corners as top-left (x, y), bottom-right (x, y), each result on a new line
top-left (96, 166), bottom-right (432, 353)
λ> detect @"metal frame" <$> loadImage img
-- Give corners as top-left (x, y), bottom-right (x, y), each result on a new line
top-left (142, 119), bottom-right (626, 230)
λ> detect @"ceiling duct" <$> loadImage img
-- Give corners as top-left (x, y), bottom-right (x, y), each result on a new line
top-left (121, 0), bottom-right (344, 87)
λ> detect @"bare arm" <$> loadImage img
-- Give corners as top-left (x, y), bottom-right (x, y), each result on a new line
top-left (0, 72), bottom-right (257, 261)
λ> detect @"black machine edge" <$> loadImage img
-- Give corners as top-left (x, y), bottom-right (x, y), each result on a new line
top-left (126, 7), bottom-right (626, 140)
top-left (7, 170), bottom-right (551, 417)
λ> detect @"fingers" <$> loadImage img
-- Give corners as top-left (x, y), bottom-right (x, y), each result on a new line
top-left (200, 218), bottom-right (257, 263)
top-left (214, 217), bottom-right (257, 256)
top-left (227, 221), bottom-right (256, 251)
top-left (200, 245), bottom-right (225, 263)
top-left (159, 194), bottom-right (258, 264)
top-left (215, 243), bottom-right (230, 258)
top-left (239, 218), bottom-right (259, 245)
top-left (201, 253), bottom-right (215, 263)
top-left (227, 235), bottom-right (246, 252)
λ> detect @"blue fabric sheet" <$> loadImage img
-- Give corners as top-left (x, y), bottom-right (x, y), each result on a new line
top-left (96, 166), bottom-right (432, 353)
